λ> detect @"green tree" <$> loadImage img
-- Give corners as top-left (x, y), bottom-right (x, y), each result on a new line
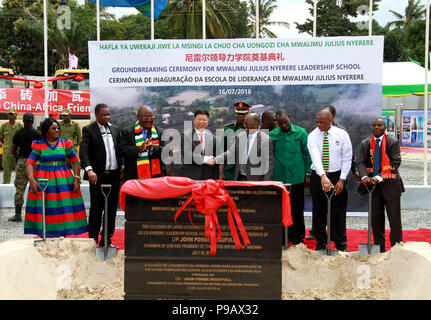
top-left (248, 0), bottom-right (289, 38)
top-left (164, 0), bottom-right (235, 39)
top-left (295, 0), bottom-right (380, 37)
top-left (0, 0), bottom-right (117, 74)
top-left (387, 0), bottom-right (425, 29)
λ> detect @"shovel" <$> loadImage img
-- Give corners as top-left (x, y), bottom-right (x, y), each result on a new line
top-left (96, 184), bottom-right (117, 261)
top-left (34, 178), bottom-right (49, 246)
top-left (318, 186), bottom-right (338, 258)
top-left (359, 184), bottom-right (380, 256)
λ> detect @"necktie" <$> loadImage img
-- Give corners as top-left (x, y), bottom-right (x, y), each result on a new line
top-left (104, 126), bottom-right (112, 170)
top-left (322, 131), bottom-right (329, 172)
top-left (373, 138), bottom-right (381, 177)
top-left (199, 132), bottom-right (204, 153)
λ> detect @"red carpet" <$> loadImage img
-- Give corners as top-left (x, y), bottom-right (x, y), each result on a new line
top-left (303, 228), bottom-right (431, 252)
top-left (67, 228), bottom-right (431, 252)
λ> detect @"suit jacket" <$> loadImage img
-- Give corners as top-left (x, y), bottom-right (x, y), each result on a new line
top-left (218, 130), bottom-right (273, 181)
top-left (179, 128), bottom-right (218, 180)
top-left (119, 124), bottom-right (166, 181)
top-left (357, 135), bottom-right (404, 194)
top-left (79, 121), bottom-right (122, 181)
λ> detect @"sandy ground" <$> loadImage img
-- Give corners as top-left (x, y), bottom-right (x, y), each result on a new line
top-left (1, 238), bottom-right (431, 300)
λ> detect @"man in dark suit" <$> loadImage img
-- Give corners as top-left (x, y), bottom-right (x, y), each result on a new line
top-left (358, 117), bottom-right (404, 252)
top-left (179, 109), bottom-right (218, 180)
top-left (217, 113), bottom-right (273, 181)
top-left (119, 105), bottom-right (165, 181)
top-left (79, 103), bottom-right (123, 247)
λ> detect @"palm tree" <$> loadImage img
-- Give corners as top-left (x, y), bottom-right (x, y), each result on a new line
top-left (15, 0), bottom-right (114, 71)
top-left (248, 0), bottom-right (289, 38)
top-left (387, 0), bottom-right (426, 28)
top-left (165, 0), bottom-right (235, 39)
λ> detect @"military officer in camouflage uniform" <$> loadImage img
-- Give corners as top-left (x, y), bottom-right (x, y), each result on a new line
top-left (219, 102), bottom-right (250, 180)
top-left (59, 109), bottom-right (82, 167)
top-left (10, 113), bottom-right (42, 222)
top-left (0, 108), bottom-right (23, 184)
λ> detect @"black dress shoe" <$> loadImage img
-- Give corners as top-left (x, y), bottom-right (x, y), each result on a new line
top-left (315, 243), bottom-right (326, 251)
top-left (8, 215), bottom-right (22, 222)
top-left (306, 234), bottom-right (316, 240)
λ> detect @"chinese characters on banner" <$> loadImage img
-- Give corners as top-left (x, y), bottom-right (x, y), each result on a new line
top-left (0, 88), bottom-right (90, 115)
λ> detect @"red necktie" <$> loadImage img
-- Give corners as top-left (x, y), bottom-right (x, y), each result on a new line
top-left (199, 132), bottom-right (204, 152)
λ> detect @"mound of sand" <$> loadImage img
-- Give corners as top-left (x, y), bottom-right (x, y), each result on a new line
top-left (282, 242), bottom-right (431, 300)
top-left (0, 238), bottom-right (430, 300)
top-left (0, 238), bottom-right (124, 300)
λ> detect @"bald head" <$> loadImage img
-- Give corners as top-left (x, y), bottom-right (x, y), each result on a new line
top-left (318, 109), bottom-right (333, 119)
top-left (137, 105), bottom-right (155, 129)
top-left (244, 113), bottom-right (260, 134)
top-left (316, 109), bottom-right (333, 132)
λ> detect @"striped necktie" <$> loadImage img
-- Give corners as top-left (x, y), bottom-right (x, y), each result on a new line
top-left (322, 131), bottom-right (329, 172)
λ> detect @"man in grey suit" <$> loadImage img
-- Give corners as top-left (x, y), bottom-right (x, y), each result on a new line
top-left (358, 117), bottom-right (404, 252)
top-left (216, 113), bottom-right (273, 181)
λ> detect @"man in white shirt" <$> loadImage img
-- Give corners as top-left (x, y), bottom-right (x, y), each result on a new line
top-left (307, 109), bottom-right (352, 251)
top-left (80, 103), bottom-right (123, 248)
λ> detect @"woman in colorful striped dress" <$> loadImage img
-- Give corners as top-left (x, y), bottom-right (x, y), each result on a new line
top-left (24, 118), bottom-right (88, 237)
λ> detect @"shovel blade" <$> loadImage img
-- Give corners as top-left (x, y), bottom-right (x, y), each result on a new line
top-left (318, 249), bottom-right (339, 258)
top-left (95, 247), bottom-right (117, 261)
top-left (358, 244), bottom-right (380, 256)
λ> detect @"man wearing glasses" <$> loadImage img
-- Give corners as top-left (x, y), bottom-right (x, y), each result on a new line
top-left (119, 105), bottom-right (166, 181)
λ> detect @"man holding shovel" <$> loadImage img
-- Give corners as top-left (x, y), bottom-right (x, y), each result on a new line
top-left (358, 117), bottom-right (404, 253)
top-left (307, 109), bottom-right (352, 252)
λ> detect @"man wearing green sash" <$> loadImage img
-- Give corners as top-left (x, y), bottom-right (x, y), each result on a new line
top-left (219, 102), bottom-right (250, 180)
top-left (270, 109), bottom-right (312, 245)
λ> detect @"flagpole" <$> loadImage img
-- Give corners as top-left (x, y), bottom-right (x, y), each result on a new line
top-left (202, 0), bottom-right (206, 39)
top-left (313, 0), bottom-right (318, 37)
top-left (151, 0), bottom-right (154, 40)
top-left (256, 0), bottom-right (259, 38)
top-left (368, 0), bottom-right (373, 36)
top-left (43, 0), bottom-right (48, 119)
top-left (97, 0), bottom-right (100, 41)
top-left (424, 0), bottom-right (430, 186)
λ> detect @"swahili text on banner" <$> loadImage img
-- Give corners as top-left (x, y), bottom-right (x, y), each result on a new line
top-left (89, 36), bottom-right (383, 88)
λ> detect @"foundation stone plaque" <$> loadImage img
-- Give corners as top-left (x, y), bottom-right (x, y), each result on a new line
top-left (124, 185), bottom-right (283, 300)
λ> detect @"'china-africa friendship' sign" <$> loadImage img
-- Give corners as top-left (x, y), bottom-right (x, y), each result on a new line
top-left (0, 88), bottom-right (90, 115)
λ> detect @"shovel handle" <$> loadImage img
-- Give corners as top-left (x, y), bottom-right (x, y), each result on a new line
top-left (101, 184), bottom-right (112, 198)
top-left (35, 178), bottom-right (49, 243)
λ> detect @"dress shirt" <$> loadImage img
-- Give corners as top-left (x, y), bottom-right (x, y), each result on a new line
top-left (85, 122), bottom-right (118, 173)
top-left (239, 130), bottom-right (259, 176)
top-left (361, 135), bottom-right (384, 183)
top-left (307, 125), bottom-right (352, 180)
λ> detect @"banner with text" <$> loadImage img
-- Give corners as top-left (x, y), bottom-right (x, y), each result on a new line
top-left (89, 36), bottom-right (383, 88)
top-left (0, 88), bottom-right (90, 115)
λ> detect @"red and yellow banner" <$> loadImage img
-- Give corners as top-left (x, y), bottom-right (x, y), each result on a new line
top-left (0, 88), bottom-right (90, 115)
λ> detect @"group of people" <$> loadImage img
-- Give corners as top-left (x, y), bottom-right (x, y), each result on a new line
top-left (4, 100), bottom-right (404, 252)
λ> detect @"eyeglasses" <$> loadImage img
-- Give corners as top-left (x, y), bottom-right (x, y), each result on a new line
top-left (141, 116), bottom-right (155, 121)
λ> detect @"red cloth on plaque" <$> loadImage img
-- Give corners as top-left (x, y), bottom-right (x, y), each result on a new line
top-left (119, 177), bottom-right (292, 255)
